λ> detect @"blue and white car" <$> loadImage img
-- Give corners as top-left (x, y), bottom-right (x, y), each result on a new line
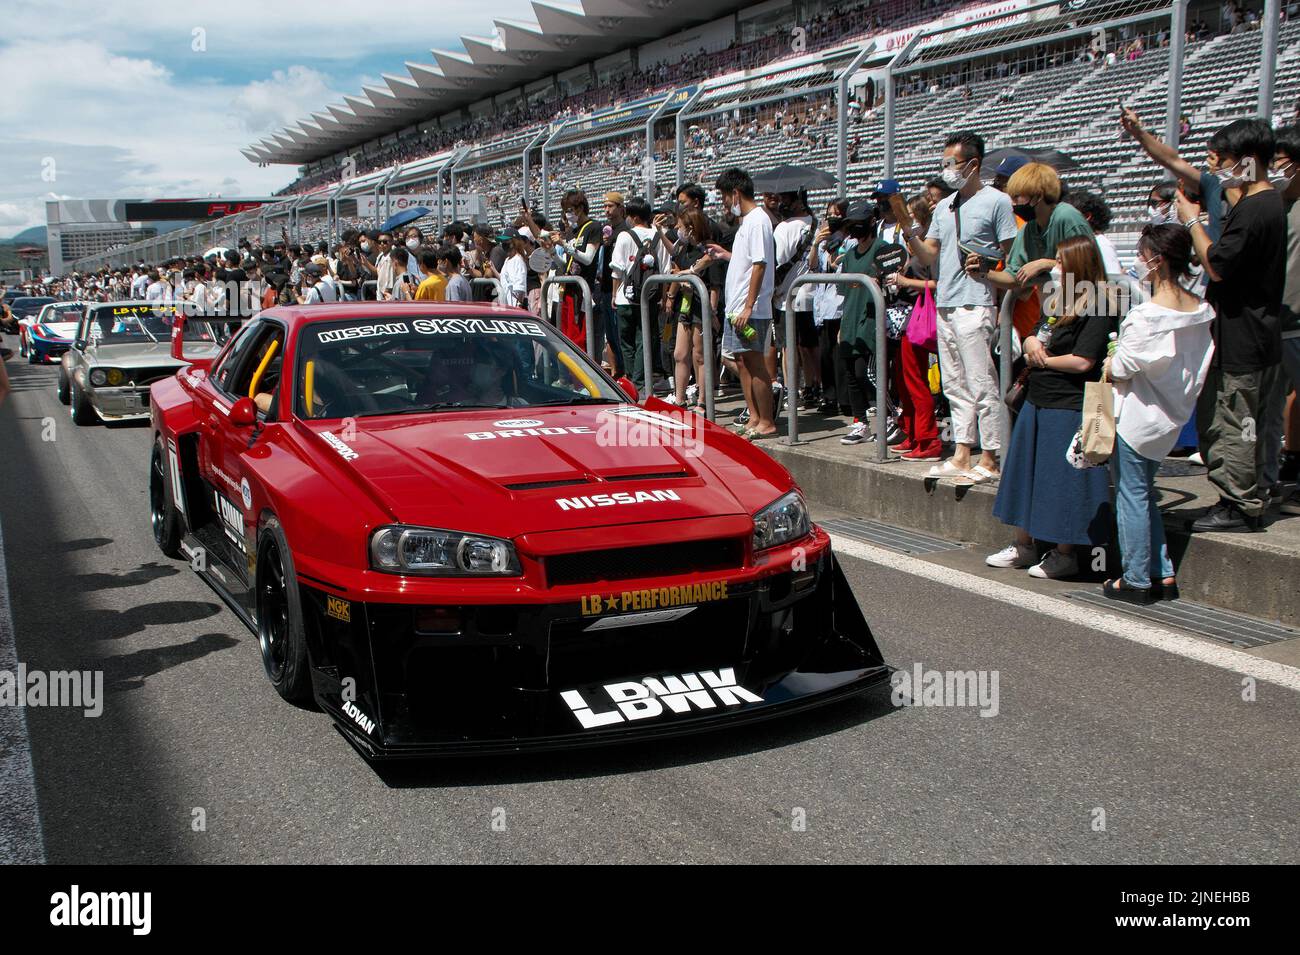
top-left (19, 301), bottom-right (85, 363)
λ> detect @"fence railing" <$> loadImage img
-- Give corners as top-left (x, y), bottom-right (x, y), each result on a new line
top-left (540, 275), bottom-right (597, 362)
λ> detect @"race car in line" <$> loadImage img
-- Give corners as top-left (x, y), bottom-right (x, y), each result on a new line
top-left (59, 301), bottom-right (222, 425)
top-left (18, 301), bottom-right (85, 363)
top-left (148, 301), bottom-right (890, 758)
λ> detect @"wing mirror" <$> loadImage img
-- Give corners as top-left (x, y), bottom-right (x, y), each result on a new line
top-left (616, 376), bottom-right (639, 403)
top-left (230, 396), bottom-right (257, 427)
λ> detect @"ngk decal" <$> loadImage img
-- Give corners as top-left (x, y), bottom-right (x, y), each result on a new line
top-left (560, 668), bottom-right (762, 729)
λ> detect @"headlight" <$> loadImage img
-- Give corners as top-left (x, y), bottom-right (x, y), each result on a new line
top-left (369, 525), bottom-right (521, 576)
top-left (89, 368), bottom-right (107, 386)
top-left (752, 491), bottom-right (810, 552)
top-left (106, 368), bottom-right (124, 386)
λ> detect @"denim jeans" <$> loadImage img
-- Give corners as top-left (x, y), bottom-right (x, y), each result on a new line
top-left (1112, 435), bottom-right (1175, 589)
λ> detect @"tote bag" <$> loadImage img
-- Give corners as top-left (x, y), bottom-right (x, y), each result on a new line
top-left (905, 283), bottom-right (938, 352)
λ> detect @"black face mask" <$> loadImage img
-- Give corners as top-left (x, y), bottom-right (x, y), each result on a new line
top-left (826, 216), bottom-right (845, 232)
top-left (846, 222), bottom-right (876, 241)
top-left (1013, 203), bottom-right (1036, 221)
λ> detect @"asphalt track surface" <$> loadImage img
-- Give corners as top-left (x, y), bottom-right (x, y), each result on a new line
top-left (1, 340), bottom-right (1297, 864)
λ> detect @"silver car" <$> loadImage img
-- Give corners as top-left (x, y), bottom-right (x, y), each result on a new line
top-left (58, 301), bottom-right (223, 424)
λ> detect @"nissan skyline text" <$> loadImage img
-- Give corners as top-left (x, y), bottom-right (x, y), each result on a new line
top-left (148, 301), bottom-right (890, 758)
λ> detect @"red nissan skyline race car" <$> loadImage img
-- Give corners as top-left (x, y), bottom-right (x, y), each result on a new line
top-left (148, 301), bottom-right (889, 758)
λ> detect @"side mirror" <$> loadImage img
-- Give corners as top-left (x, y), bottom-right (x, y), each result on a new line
top-left (616, 376), bottom-right (639, 403)
top-left (73, 339), bottom-right (86, 351)
top-left (230, 396), bottom-right (257, 427)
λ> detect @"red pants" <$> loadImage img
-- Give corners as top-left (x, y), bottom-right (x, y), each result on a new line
top-left (895, 338), bottom-right (938, 445)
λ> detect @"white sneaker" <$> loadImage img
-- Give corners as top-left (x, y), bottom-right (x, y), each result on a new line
top-left (840, 421), bottom-right (868, 445)
top-left (1027, 549), bottom-right (1078, 579)
top-left (1187, 451), bottom-right (1204, 466)
top-left (986, 542), bottom-right (1036, 568)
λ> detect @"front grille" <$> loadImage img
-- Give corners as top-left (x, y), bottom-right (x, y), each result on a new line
top-left (128, 367), bottom-right (180, 387)
top-left (545, 537), bottom-right (744, 587)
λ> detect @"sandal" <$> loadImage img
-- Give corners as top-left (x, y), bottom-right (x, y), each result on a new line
top-left (926, 459), bottom-right (968, 479)
top-left (952, 465), bottom-right (1001, 486)
top-left (1102, 578), bottom-right (1154, 605)
top-left (745, 429), bottom-right (778, 441)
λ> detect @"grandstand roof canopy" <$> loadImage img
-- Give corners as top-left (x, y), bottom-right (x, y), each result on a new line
top-left (243, 0), bottom-right (751, 167)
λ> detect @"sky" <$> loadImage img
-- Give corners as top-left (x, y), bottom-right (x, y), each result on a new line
top-left (0, 0), bottom-right (540, 237)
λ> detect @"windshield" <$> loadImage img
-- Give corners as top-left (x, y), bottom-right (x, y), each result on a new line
top-left (84, 303), bottom-right (218, 345)
top-left (294, 314), bottom-right (622, 420)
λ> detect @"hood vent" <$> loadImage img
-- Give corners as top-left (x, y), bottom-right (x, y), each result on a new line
top-left (504, 478), bottom-right (591, 491)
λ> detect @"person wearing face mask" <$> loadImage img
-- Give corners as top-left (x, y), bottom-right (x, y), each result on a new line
top-left (1100, 224), bottom-right (1214, 604)
top-left (771, 189), bottom-right (818, 410)
top-left (1121, 106), bottom-right (1226, 242)
top-left (1175, 119), bottom-right (1285, 532)
top-left (1263, 125), bottom-right (1300, 515)
top-left (1146, 183), bottom-right (1179, 226)
top-left (401, 228), bottom-right (427, 282)
top-left (809, 198), bottom-right (849, 415)
top-left (709, 168), bottom-right (777, 439)
top-left (555, 192), bottom-right (600, 354)
top-left (986, 236), bottom-right (1116, 581)
top-left (986, 163), bottom-right (1098, 330)
top-left (835, 204), bottom-right (892, 446)
top-left (903, 130), bottom-right (1018, 484)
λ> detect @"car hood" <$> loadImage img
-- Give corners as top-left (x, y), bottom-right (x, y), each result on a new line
top-left (86, 342), bottom-right (195, 366)
top-left (290, 404), bottom-right (792, 537)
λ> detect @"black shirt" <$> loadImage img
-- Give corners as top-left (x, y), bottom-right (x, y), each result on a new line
top-left (1206, 187), bottom-right (1285, 373)
top-left (1026, 312), bottom-right (1114, 411)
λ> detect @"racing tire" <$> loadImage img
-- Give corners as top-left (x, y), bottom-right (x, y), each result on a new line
top-left (255, 517), bottom-right (314, 704)
top-left (56, 366), bottom-right (70, 405)
top-left (69, 379), bottom-right (96, 425)
top-left (150, 439), bottom-right (184, 558)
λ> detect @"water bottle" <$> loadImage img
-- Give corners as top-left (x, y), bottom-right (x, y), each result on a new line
top-left (727, 311), bottom-right (757, 341)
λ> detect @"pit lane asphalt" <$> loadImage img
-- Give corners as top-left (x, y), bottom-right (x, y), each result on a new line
top-left (2, 342), bottom-right (1297, 864)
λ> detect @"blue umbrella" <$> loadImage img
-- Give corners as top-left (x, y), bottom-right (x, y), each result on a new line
top-left (379, 206), bottom-right (432, 233)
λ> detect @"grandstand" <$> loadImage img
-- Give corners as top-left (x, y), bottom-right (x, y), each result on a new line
top-left (73, 0), bottom-right (1293, 271)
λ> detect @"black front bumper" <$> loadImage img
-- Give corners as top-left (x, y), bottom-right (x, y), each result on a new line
top-left (300, 551), bottom-right (890, 758)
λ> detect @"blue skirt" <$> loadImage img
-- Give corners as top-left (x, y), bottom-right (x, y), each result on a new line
top-left (992, 401), bottom-right (1112, 546)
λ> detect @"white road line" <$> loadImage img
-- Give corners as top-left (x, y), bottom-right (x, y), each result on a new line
top-left (0, 511), bottom-right (46, 862)
top-left (829, 533), bottom-right (1300, 693)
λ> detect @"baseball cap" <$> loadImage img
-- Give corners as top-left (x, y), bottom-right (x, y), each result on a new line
top-left (870, 179), bottom-right (902, 197)
top-left (995, 155), bottom-right (1030, 178)
top-left (517, 227), bottom-right (537, 242)
top-left (304, 264), bottom-right (324, 278)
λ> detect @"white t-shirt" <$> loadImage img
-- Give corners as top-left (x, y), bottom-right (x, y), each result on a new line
top-left (724, 207), bottom-right (776, 322)
top-left (773, 214), bottom-right (814, 311)
top-left (611, 225), bottom-right (668, 308)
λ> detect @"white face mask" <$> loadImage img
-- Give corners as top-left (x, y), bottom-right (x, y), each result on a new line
top-left (1148, 202), bottom-right (1176, 225)
top-left (730, 199), bottom-right (742, 217)
top-left (360, 241), bottom-right (371, 253)
top-left (941, 158), bottom-right (972, 190)
top-left (1213, 160), bottom-right (1248, 188)
top-left (1270, 160), bottom-right (1297, 190)
top-left (406, 238), bottom-right (421, 251)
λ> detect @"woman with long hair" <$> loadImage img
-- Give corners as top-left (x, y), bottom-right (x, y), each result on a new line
top-left (986, 234), bottom-right (1117, 579)
top-left (1103, 225), bottom-right (1214, 603)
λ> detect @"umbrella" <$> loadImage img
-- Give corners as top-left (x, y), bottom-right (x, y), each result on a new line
top-left (202, 246), bottom-right (229, 260)
top-left (379, 206), bottom-right (433, 233)
top-left (751, 163), bottom-right (838, 194)
top-left (981, 147), bottom-right (1081, 179)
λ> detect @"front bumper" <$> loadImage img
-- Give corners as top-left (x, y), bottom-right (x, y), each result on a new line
top-left (29, 337), bottom-right (70, 362)
top-left (87, 385), bottom-right (152, 420)
top-left (299, 548), bottom-right (890, 758)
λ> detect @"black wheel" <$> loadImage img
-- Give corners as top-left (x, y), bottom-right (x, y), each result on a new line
top-left (256, 517), bottom-right (313, 703)
top-left (150, 439), bottom-right (184, 558)
top-left (56, 366), bottom-right (70, 405)
top-left (70, 378), bottom-right (97, 425)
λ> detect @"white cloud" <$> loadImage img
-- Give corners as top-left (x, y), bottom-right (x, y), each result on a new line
top-left (231, 65), bottom-right (338, 135)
